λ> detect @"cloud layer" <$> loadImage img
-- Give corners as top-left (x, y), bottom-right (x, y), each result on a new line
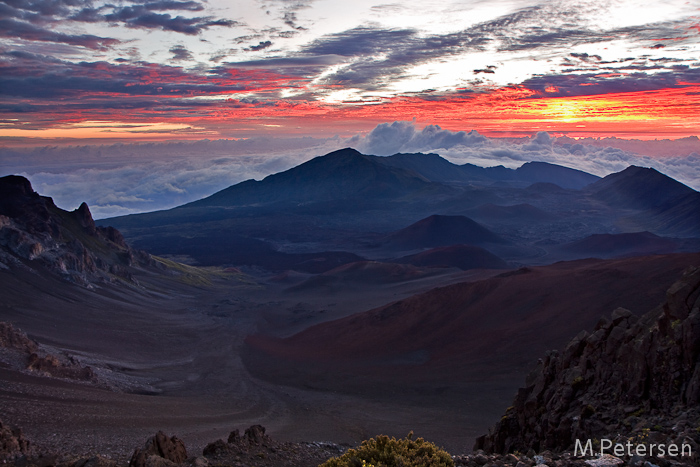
top-left (2, 122), bottom-right (698, 219)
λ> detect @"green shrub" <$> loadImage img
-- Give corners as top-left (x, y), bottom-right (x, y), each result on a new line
top-left (319, 432), bottom-right (454, 467)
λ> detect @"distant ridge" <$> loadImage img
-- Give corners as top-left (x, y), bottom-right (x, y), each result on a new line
top-left (513, 161), bottom-right (599, 189)
top-left (376, 153), bottom-right (600, 189)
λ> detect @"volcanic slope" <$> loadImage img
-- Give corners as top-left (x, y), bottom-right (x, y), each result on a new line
top-left (245, 252), bottom-right (700, 406)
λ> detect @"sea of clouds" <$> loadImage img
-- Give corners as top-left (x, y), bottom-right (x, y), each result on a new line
top-left (1, 121), bottom-right (699, 219)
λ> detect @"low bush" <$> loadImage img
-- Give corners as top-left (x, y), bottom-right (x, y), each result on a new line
top-left (319, 432), bottom-right (453, 467)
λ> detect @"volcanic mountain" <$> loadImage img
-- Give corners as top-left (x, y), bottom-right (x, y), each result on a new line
top-left (645, 190), bottom-right (700, 237)
top-left (384, 214), bottom-right (507, 250)
top-left (100, 150), bottom-right (699, 271)
top-left (186, 147), bottom-right (441, 208)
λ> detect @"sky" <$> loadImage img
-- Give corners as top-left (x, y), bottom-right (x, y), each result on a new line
top-left (1, 0), bottom-right (700, 143)
top-left (1, 0), bottom-right (700, 217)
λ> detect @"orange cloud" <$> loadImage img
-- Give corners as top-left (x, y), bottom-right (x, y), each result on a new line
top-left (2, 81), bottom-right (700, 144)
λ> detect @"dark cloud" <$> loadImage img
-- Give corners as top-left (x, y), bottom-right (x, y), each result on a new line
top-left (451, 4), bottom-right (698, 56)
top-left (5, 0), bottom-right (236, 41)
top-left (118, 12), bottom-right (236, 34)
top-left (282, 11), bottom-right (305, 30)
top-left (169, 44), bottom-right (193, 61)
top-left (209, 48), bottom-right (237, 62)
top-left (0, 18), bottom-right (119, 49)
top-left (1, 0), bottom-right (89, 21)
top-left (521, 67), bottom-right (700, 98)
top-left (262, 0), bottom-right (313, 30)
top-left (474, 65), bottom-right (497, 74)
top-left (570, 53), bottom-right (601, 62)
top-left (298, 26), bottom-right (489, 89)
top-left (246, 41), bottom-right (273, 52)
top-left (302, 27), bottom-right (417, 56)
top-left (0, 53), bottom-right (303, 101)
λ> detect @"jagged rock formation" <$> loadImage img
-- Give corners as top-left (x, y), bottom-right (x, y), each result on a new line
top-left (129, 431), bottom-right (188, 467)
top-left (0, 175), bottom-right (153, 285)
top-left (476, 266), bottom-right (700, 465)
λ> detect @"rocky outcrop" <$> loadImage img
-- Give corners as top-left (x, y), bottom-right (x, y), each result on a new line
top-left (0, 419), bottom-right (31, 460)
top-left (26, 353), bottom-right (96, 381)
top-left (129, 431), bottom-right (188, 467)
top-left (201, 425), bottom-right (346, 467)
top-left (476, 266), bottom-right (700, 465)
top-left (0, 175), bottom-right (154, 285)
top-left (0, 322), bottom-right (97, 383)
top-left (0, 321), bottom-right (38, 354)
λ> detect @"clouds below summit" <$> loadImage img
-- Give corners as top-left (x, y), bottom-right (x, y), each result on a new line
top-left (2, 122), bottom-right (699, 218)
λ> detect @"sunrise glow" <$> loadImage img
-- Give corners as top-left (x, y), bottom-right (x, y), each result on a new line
top-left (0, 0), bottom-right (698, 146)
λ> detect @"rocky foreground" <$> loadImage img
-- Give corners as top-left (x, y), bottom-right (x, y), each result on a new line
top-left (0, 419), bottom-right (696, 467)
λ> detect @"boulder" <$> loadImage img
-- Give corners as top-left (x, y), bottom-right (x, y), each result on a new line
top-left (129, 431), bottom-right (187, 467)
top-left (0, 419), bottom-right (30, 460)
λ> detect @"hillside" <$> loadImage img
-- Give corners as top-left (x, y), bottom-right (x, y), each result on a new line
top-left (244, 253), bottom-right (700, 398)
top-left (394, 244), bottom-right (509, 270)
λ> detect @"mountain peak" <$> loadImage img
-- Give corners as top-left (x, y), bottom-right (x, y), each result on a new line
top-left (323, 147), bottom-right (362, 157)
top-left (75, 202), bottom-right (97, 234)
top-left (587, 164), bottom-right (695, 209)
top-left (188, 148), bottom-right (438, 208)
